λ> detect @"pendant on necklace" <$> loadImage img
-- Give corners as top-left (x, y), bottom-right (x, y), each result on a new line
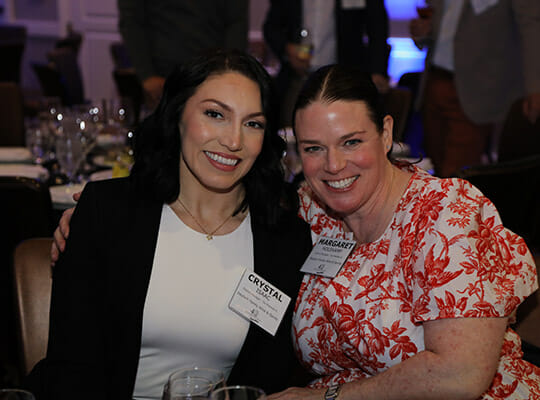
top-left (206, 234), bottom-right (213, 241)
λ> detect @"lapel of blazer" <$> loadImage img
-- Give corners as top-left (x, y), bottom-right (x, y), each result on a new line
top-left (227, 217), bottom-right (272, 378)
top-left (109, 195), bottom-right (163, 397)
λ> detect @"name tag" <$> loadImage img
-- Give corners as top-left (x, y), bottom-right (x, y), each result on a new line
top-left (341, 0), bottom-right (366, 9)
top-left (300, 236), bottom-right (356, 278)
top-left (229, 270), bottom-right (291, 336)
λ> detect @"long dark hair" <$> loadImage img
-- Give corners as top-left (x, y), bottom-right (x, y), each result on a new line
top-left (292, 64), bottom-right (386, 133)
top-left (130, 50), bottom-right (292, 227)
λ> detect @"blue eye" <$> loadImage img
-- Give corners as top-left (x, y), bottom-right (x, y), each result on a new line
top-left (344, 139), bottom-right (361, 146)
top-left (303, 146), bottom-right (322, 153)
top-left (204, 109), bottom-right (223, 119)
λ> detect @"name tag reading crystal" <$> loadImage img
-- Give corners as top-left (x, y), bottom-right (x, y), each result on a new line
top-left (229, 270), bottom-right (291, 336)
top-left (300, 236), bottom-right (356, 278)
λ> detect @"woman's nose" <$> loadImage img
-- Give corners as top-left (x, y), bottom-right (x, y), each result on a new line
top-left (219, 123), bottom-right (242, 150)
top-left (325, 148), bottom-right (346, 173)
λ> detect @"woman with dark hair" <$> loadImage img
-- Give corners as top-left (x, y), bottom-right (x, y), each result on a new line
top-left (27, 50), bottom-right (312, 399)
top-left (270, 64), bottom-right (540, 399)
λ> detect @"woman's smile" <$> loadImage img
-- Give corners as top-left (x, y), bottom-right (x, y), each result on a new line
top-left (204, 150), bottom-right (241, 168)
top-left (324, 175), bottom-right (359, 190)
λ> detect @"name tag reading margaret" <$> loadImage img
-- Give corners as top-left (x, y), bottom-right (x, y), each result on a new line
top-left (300, 236), bottom-right (356, 278)
top-left (229, 270), bottom-right (291, 336)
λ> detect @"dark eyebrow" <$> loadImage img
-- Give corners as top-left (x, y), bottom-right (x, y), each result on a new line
top-left (202, 98), bottom-right (265, 119)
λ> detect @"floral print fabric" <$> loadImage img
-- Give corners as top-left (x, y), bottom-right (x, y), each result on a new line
top-left (294, 166), bottom-right (540, 399)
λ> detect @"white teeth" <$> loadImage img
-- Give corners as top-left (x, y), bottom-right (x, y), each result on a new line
top-left (326, 176), bottom-right (358, 189)
top-left (205, 151), bottom-right (239, 166)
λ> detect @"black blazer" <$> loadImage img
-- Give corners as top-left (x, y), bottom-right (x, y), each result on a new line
top-left (26, 178), bottom-right (313, 399)
top-left (263, 0), bottom-right (389, 100)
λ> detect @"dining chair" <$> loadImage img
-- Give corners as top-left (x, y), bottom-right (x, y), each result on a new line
top-left (46, 47), bottom-right (86, 106)
top-left (455, 155), bottom-right (540, 253)
top-left (382, 87), bottom-right (412, 143)
top-left (113, 68), bottom-right (143, 125)
top-left (0, 81), bottom-right (25, 146)
top-left (0, 177), bottom-right (53, 379)
top-left (32, 62), bottom-right (67, 104)
top-left (0, 24), bottom-right (27, 83)
top-left (497, 96), bottom-right (540, 162)
top-left (110, 41), bottom-right (133, 69)
top-left (55, 23), bottom-right (83, 56)
top-left (12, 238), bottom-right (53, 376)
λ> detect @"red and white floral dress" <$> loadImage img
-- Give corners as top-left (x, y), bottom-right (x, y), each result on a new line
top-left (294, 166), bottom-right (540, 399)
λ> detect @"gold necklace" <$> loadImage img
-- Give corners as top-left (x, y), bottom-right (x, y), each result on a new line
top-left (176, 198), bottom-right (235, 240)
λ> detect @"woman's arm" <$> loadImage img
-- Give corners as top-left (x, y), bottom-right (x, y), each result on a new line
top-left (270, 316), bottom-right (507, 400)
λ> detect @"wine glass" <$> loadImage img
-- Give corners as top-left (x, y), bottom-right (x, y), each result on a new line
top-left (25, 118), bottom-right (52, 164)
top-left (210, 386), bottom-right (266, 400)
top-left (162, 377), bottom-right (214, 400)
top-left (163, 367), bottom-right (225, 400)
top-left (55, 116), bottom-right (85, 183)
top-left (0, 389), bottom-right (36, 400)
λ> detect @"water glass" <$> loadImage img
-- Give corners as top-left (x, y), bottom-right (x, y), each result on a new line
top-left (163, 367), bottom-right (225, 400)
top-left (55, 119), bottom-right (84, 183)
top-left (0, 389), bottom-right (36, 400)
top-left (25, 119), bottom-right (51, 164)
top-left (210, 386), bottom-right (266, 400)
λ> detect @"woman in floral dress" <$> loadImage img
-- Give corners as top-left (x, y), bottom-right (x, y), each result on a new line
top-left (271, 65), bottom-right (540, 400)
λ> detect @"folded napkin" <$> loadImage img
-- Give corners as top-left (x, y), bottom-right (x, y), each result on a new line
top-left (49, 183), bottom-right (86, 208)
top-left (0, 147), bottom-right (32, 163)
top-left (0, 163), bottom-right (49, 180)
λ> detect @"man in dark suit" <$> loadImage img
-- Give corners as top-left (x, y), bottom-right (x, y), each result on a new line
top-left (118, 0), bottom-right (248, 106)
top-left (263, 0), bottom-right (390, 127)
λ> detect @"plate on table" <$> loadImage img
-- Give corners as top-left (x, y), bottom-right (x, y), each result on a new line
top-left (91, 154), bottom-right (116, 168)
top-left (0, 163), bottom-right (49, 180)
top-left (49, 183), bottom-right (86, 209)
top-left (96, 133), bottom-right (125, 148)
top-left (90, 169), bottom-right (112, 181)
top-left (0, 147), bottom-right (32, 163)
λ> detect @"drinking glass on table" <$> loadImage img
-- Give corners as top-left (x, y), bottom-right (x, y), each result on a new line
top-left (25, 118), bottom-right (51, 164)
top-left (55, 117), bottom-right (85, 184)
top-left (0, 389), bottom-right (36, 400)
top-left (163, 367), bottom-right (225, 400)
top-left (210, 386), bottom-right (266, 400)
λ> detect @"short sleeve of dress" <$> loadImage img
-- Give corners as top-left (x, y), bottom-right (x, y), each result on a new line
top-left (409, 177), bottom-right (538, 323)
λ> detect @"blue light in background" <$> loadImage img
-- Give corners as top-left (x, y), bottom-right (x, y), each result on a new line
top-left (388, 37), bottom-right (426, 84)
top-left (386, 0), bottom-right (418, 20)
top-left (385, 0), bottom-right (427, 83)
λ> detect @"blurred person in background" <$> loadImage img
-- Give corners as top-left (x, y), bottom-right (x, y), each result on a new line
top-left (118, 0), bottom-right (248, 107)
top-left (263, 0), bottom-right (390, 127)
top-left (410, 0), bottom-right (540, 177)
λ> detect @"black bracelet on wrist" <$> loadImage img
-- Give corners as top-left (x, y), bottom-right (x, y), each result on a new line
top-left (324, 384), bottom-right (341, 400)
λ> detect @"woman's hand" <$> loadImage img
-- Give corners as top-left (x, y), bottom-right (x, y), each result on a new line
top-left (51, 191), bottom-right (81, 265)
top-left (268, 387), bottom-right (325, 400)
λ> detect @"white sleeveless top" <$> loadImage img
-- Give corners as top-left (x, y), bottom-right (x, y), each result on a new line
top-left (133, 205), bottom-right (253, 399)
